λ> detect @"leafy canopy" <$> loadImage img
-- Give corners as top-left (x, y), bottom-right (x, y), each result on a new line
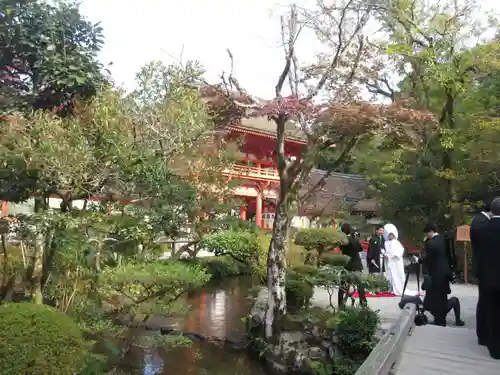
top-left (0, 0), bottom-right (106, 114)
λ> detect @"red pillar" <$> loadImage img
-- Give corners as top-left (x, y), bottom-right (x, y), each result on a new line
top-left (240, 205), bottom-right (247, 220)
top-left (0, 201), bottom-right (6, 217)
top-left (256, 192), bottom-right (263, 228)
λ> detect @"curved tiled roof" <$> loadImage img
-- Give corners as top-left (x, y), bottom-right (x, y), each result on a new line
top-left (298, 169), bottom-right (374, 216)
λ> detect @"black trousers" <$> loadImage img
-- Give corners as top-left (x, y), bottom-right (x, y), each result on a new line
top-left (424, 281), bottom-right (449, 326)
top-left (477, 281), bottom-right (487, 344)
top-left (483, 287), bottom-right (500, 359)
top-left (338, 281), bottom-right (367, 307)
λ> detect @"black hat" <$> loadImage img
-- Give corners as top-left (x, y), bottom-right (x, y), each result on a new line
top-left (423, 222), bottom-right (439, 233)
top-left (341, 223), bottom-right (351, 234)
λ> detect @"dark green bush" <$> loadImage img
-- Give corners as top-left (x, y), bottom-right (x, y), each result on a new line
top-left (199, 231), bottom-right (261, 265)
top-left (0, 302), bottom-right (88, 375)
top-left (285, 277), bottom-right (314, 311)
top-left (319, 253), bottom-right (350, 267)
top-left (288, 264), bottom-right (320, 278)
top-left (198, 256), bottom-right (249, 279)
top-left (294, 228), bottom-right (347, 255)
top-left (285, 265), bottom-right (318, 311)
top-left (335, 306), bottom-right (380, 355)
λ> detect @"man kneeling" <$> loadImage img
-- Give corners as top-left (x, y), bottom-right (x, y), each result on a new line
top-left (399, 283), bottom-right (465, 326)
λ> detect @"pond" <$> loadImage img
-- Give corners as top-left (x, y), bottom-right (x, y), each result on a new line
top-left (120, 277), bottom-right (268, 375)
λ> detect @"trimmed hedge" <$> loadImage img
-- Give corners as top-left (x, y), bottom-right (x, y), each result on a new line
top-left (0, 302), bottom-right (88, 375)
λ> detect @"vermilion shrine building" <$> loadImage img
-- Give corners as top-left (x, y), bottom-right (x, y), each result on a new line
top-left (222, 117), bottom-right (307, 229)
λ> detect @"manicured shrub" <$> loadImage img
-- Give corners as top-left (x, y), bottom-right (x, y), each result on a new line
top-left (319, 252), bottom-right (350, 267)
top-left (285, 265), bottom-right (319, 311)
top-left (0, 302), bottom-right (88, 375)
top-left (294, 228), bottom-right (348, 254)
top-left (285, 277), bottom-right (314, 311)
top-left (200, 231), bottom-right (261, 265)
top-left (295, 228), bottom-right (348, 265)
top-left (198, 256), bottom-right (249, 279)
top-left (335, 306), bottom-right (380, 355)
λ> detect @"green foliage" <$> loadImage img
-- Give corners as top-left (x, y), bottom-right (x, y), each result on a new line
top-left (193, 256), bottom-right (249, 280)
top-left (295, 229), bottom-right (347, 264)
top-left (335, 306), bottom-right (380, 356)
top-left (99, 261), bottom-right (210, 316)
top-left (331, 356), bottom-right (365, 375)
top-left (0, 0), bottom-right (106, 113)
top-left (361, 1), bottom-right (500, 231)
top-left (223, 218), bottom-right (261, 233)
top-left (285, 265), bottom-right (319, 311)
top-left (295, 228), bottom-right (348, 254)
top-left (319, 253), bottom-right (349, 267)
top-left (285, 277), bottom-right (314, 311)
top-left (199, 231), bottom-right (261, 265)
top-left (0, 302), bottom-right (88, 375)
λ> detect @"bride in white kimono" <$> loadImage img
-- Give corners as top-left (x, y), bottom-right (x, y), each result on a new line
top-left (383, 224), bottom-right (416, 296)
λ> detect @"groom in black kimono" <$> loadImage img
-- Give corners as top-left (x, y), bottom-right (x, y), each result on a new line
top-left (367, 225), bottom-right (385, 274)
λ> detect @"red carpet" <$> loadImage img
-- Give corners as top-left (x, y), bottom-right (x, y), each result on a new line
top-left (350, 291), bottom-right (424, 298)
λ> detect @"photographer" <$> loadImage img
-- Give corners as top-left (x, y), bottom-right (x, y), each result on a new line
top-left (420, 222), bottom-right (453, 326)
top-left (401, 257), bottom-right (464, 326)
top-left (339, 223), bottom-right (367, 307)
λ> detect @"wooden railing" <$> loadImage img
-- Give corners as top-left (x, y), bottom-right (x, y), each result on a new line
top-left (222, 164), bottom-right (280, 181)
top-left (354, 304), bottom-right (416, 375)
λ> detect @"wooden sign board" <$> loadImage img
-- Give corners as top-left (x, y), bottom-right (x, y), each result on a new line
top-left (456, 225), bottom-right (471, 242)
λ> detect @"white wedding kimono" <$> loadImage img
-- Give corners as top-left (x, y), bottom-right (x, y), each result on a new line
top-left (383, 224), bottom-right (416, 296)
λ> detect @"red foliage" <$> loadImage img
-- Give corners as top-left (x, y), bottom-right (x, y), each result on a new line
top-left (199, 83), bottom-right (436, 143)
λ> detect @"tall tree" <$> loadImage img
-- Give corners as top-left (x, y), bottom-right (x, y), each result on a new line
top-left (0, 0), bottom-right (105, 114)
top-left (127, 61), bottom-right (240, 252)
top-left (216, 1), bottom-right (434, 338)
top-left (365, 0), bottom-right (500, 228)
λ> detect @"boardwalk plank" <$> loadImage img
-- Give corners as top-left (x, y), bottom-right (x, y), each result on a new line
top-left (395, 325), bottom-right (500, 375)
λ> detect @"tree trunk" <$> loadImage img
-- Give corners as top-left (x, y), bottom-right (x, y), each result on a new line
top-left (265, 199), bottom-right (289, 338)
top-left (31, 231), bottom-right (45, 304)
top-left (30, 197), bottom-right (46, 304)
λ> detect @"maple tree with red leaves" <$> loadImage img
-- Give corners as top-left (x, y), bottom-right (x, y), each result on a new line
top-left (203, 1), bottom-right (436, 338)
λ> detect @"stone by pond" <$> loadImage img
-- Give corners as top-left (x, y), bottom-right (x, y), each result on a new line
top-left (247, 285), bottom-right (401, 374)
top-left (119, 276), bottom-right (267, 375)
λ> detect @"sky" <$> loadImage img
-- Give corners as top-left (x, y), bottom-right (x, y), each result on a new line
top-left (79, 0), bottom-right (498, 99)
top-left (79, 0), bottom-right (320, 98)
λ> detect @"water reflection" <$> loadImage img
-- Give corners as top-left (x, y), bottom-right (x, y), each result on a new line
top-left (121, 277), bottom-right (267, 375)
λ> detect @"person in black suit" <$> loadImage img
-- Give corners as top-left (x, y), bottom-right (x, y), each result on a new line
top-left (338, 223), bottom-right (367, 307)
top-left (367, 225), bottom-right (385, 274)
top-left (419, 222), bottom-right (453, 326)
top-left (470, 202), bottom-right (491, 346)
top-left (479, 197), bottom-right (500, 359)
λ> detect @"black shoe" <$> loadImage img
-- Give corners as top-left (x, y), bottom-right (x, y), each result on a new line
top-left (478, 338), bottom-right (487, 346)
top-left (455, 320), bottom-right (465, 327)
top-left (488, 348), bottom-right (500, 360)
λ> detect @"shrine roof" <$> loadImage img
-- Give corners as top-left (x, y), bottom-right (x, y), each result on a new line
top-left (230, 117), bottom-right (307, 144)
top-left (298, 170), bottom-right (377, 216)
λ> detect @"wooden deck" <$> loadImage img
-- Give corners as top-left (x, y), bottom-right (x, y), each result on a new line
top-left (395, 324), bottom-right (500, 375)
top-left (354, 282), bottom-right (500, 375)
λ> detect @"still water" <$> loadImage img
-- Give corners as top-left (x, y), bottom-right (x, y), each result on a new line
top-left (120, 277), bottom-right (268, 375)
